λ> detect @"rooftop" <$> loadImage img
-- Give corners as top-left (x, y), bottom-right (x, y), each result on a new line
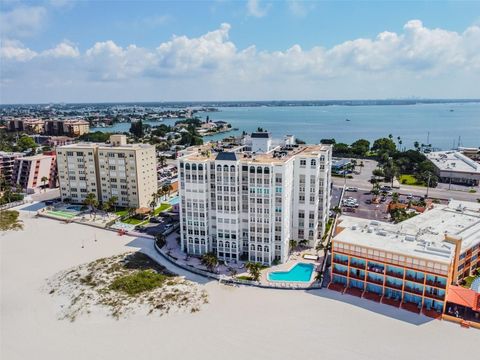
top-left (57, 142), bottom-right (154, 150)
top-left (180, 142), bottom-right (330, 164)
top-left (427, 151), bottom-right (480, 173)
top-left (335, 200), bottom-right (480, 264)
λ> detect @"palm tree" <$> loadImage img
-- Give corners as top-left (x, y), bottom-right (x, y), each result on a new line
top-left (108, 196), bottom-right (118, 212)
top-left (298, 239), bottom-right (308, 247)
top-left (83, 193), bottom-right (99, 220)
top-left (40, 176), bottom-right (48, 192)
top-left (101, 201), bottom-right (110, 215)
top-left (245, 262), bottom-right (262, 281)
top-left (150, 192), bottom-right (158, 212)
top-left (162, 184), bottom-right (173, 200)
top-left (289, 239), bottom-right (298, 254)
top-left (359, 161), bottom-right (364, 174)
top-left (201, 252), bottom-right (218, 272)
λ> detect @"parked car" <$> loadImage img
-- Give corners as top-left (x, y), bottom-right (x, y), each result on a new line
top-left (149, 217), bottom-right (162, 223)
top-left (365, 199), bottom-right (372, 204)
top-left (381, 185), bottom-right (392, 191)
top-left (164, 223), bottom-right (174, 231)
top-left (406, 193), bottom-right (414, 199)
top-left (135, 225), bottom-right (146, 232)
top-left (346, 187), bottom-right (358, 192)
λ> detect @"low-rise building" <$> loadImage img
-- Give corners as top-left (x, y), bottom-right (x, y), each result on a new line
top-left (329, 200), bottom-right (480, 317)
top-left (0, 151), bottom-right (25, 184)
top-left (12, 154), bottom-right (57, 192)
top-left (427, 151), bottom-right (480, 186)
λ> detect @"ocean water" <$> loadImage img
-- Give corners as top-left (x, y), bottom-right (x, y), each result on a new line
top-left (91, 103), bottom-right (480, 150)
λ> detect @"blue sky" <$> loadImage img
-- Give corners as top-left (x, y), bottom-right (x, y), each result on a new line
top-left (1, 0), bottom-right (480, 103)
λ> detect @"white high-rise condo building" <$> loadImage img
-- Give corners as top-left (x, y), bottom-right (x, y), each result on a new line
top-left (178, 133), bottom-right (332, 265)
top-left (56, 135), bottom-right (157, 208)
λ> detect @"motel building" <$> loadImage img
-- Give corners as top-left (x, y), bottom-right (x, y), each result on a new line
top-left (328, 200), bottom-right (480, 322)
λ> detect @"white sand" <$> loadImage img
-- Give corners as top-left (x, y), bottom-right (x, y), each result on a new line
top-left (1, 209), bottom-right (478, 360)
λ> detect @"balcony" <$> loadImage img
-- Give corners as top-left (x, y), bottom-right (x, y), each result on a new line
top-left (401, 302), bottom-right (421, 314)
top-left (332, 268), bottom-right (348, 276)
top-left (386, 270), bottom-right (404, 279)
top-left (381, 296), bottom-right (401, 307)
top-left (385, 281), bottom-right (403, 290)
top-left (345, 287), bottom-right (363, 297)
top-left (349, 272), bottom-right (365, 281)
top-left (366, 276), bottom-right (384, 286)
top-left (425, 279), bottom-right (446, 289)
top-left (333, 257), bottom-right (348, 266)
top-left (405, 274), bottom-right (425, 284)
top-left (350, 262), bottom-right (366, 270)
top-left (328, 282), bottom-right (346, 293)
top-left (424, 291), bottom-right (445, 301)
top-left (363, 291), bottom-right (382, 302)
top-left (404, 286), bottom-right (423, 296)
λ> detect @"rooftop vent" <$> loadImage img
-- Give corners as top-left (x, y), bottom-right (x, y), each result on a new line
top-left (405, 235), bottom-right (416, 242)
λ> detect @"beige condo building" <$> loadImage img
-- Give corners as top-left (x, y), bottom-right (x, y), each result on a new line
top-left (56, 135), bottom-right (157, 208)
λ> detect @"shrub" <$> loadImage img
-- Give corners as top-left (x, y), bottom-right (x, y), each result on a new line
top-left (110, 270), bottom-right (167, 296)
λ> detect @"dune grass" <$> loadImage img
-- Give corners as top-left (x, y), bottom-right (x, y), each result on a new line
top-left (110, 270), bottom-right (169, 296)
top-left (0, 210), bottom-right (23, 231)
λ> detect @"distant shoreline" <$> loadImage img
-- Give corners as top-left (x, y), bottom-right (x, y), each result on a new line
top-left (2, 99), bottom-right (480, 107)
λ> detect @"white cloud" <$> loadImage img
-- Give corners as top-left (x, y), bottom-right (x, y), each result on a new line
top-left (287, 0), bottom-right (310, 18)
top-left (0, 39), bottom-right (37, 61)
top-left (1, 20), bottom-right (480, 102)
top-left (246, 0), bottom-right (270, 18)
top-left (41, 41), bottom-right (79, 58)
top-left (0, 5), bottom-right (47, 37)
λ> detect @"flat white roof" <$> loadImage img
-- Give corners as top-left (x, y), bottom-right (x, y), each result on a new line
top-left (427, 151), bottom-right (480, 174)
top-left (335, 200), bottom-right (480, 264)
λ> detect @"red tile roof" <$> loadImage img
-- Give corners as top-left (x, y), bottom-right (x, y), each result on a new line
top-left (447, 285), bottom-right (480, 311)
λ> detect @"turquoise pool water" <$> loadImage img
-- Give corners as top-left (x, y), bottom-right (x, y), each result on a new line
top-left (268, 263), bottom-right (315, 282)
top-left (168, 196), bottom-right (180, 205)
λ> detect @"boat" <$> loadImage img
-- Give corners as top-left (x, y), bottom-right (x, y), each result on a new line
top-left (345, 118), bottom-right (351, 121)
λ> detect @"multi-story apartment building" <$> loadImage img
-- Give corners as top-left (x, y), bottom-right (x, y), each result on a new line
top-left (0, 151), bottom-right (25, 183)
top-left (12, 154), bottom-right (57, 192)
top-left (329, 200), bottom-right (480, 317)
top-left (178, 133), bottom-right (332, 265)
top-left (56, 135), bottom-right (157, 208)
top-left (7, 118), bottom-right (90, 137)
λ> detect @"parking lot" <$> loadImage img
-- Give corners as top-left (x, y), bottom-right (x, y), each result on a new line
top-left (134, 212), bottom-right (179, 236)
top-left (340, 187), bottom-right (443, 222)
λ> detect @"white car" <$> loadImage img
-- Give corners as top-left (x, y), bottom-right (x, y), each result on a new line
top-left (346, 187), bottom-right (358, 192)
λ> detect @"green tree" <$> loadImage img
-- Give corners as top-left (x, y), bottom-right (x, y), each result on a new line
top-left (83, 193), bottom-right (99, 220)
top-left (108, 196), bottom-right (118, 212)
top-left (17, 136), bottom-right (37, 152)
top-left (350, 139), bottom-right (370, 156)
top-left (245, 262), bottom-right (262, 281)
top-left (372, 137), bottom-right (397, 156)
top-left (201, 252), bottom-right (218, 272)
top-left (40, 176), bottom-right (48, 192)
top-left (162, 184), bottom-right (173, 199)
top-left (289, 239), bottom-right (298, 254)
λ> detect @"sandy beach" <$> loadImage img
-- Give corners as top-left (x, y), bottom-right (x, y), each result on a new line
top-left (1, 208), bottom-right (478, 360)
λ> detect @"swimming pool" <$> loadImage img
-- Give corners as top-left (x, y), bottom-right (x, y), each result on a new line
top-left (268, 263), bottom-right (315, 282)
top-left (168, 196), bottom-right (180, 205)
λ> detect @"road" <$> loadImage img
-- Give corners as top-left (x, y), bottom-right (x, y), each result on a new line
top-left (333, 175), bottom-right (480, 202)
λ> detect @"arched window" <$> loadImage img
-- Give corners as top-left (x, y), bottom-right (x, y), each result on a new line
top-left (192, 164), bottom-right (197, 171)
top-left (198, 164), bottom-right (203, 171)
top-left (311, 159), bottom-right (316, 166)
top-left (188, 237), bottom-right (193, 243)
top-left (225, 241), bottom-right (230, 248)
top-left (256, 166), bottom-right (263, 174)
top-left (231, 242), bottom-right (236, 248)
top-left (218, 241), bottom-right (223, 247)
top-left (257, 245), bottom-right (263, 251)
top-left (264, 167), bottom-right (270, 174)
top-left (230, 165), bottom-right (235, 172)
top-left (194, 238), bottom-right (199, 244)
top-left (200, 239), bottom-right (205, 245)
top-left (250, 244), bottom-right (255, 250)
top-left (185, 163), bottom-right (190, 170)
top-left (217, 165), bottom-right (221, 171)
top-left (250, 166), bottom-right (255, 173)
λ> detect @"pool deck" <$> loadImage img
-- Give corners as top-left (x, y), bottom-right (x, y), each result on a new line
top-left (261, 253), bottom-right (322, 286)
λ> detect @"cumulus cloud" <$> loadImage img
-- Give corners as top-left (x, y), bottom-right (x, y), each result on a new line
top-left (246, 0), bottom-right (270, 18)
top-left (41, 41), bottom-right (79, 58)
top-left (0, 39), bottom-right (37, 61)
top-left (0, 5), bottom-right (47, 37)
top-left (1, 20), bottom-right (480, 102)
top-left (287, 0), bottom-right (311, 18)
